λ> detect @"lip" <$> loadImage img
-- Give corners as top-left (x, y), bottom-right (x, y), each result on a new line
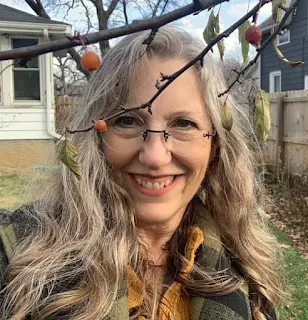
top-left (128, 173), bottom-right (183, 196)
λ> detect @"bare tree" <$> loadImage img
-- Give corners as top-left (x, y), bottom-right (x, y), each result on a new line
top-left (18, 0), bottom-right (188, 93)
top-left (222, 57), bottom-right (259, 127)
top-left (54, 54), bottom-right (87, 96)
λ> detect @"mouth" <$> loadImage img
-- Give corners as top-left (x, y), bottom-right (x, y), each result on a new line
top-left (128, 173), bottom-right (182, 195)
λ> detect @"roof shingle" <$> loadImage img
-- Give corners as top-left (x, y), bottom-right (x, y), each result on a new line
top-left (0, 3), bottom-right (68, 25)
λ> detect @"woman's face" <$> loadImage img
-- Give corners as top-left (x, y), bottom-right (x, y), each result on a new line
top-left (104, 57), bottom-right (214, 226)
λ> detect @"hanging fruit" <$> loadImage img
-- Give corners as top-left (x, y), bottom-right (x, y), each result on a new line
top-left (74, 31), bottom-right (101, 72)
top-left (94, 120), bottom-right (107, 132)
top-left (245, 24), bottom-right (262, 48)
top-left (81, 51), bottom-right (101, 72)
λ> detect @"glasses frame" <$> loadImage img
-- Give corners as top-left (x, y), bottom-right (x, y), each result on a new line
top-left (140, 128), bottom-right (217, 142)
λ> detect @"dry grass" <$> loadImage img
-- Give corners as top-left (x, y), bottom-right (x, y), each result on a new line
top-left (0, 171), bottom-right (54, 211)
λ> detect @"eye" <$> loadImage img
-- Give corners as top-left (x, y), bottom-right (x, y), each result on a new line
top-left (173, 119), bottom-right (197, 129)
top-left (114, 116), bottom-right (141, 127)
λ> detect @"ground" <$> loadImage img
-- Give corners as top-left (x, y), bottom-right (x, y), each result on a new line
top-left (266, 173), bottom-right (308, 259)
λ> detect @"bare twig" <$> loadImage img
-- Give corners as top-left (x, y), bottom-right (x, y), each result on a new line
top-left (67, 0), bottom-right (272, 134)
top-left (62, 0), bottom-right (76, 21)
top-left (24, 0), bottom-right (89, 77)
top-left (0, 0), bottom-right (228, 61)
top-left (152, 0), bottom-right (163, 17)
top-left (80, 0), bottom-right (95, 33)
top-left (160, 0), bottom-right (170, 15)
top-left (218, 0), bottom-right (302, 97)
top-left (122, 0), bottom-right (129, 25)
top-left (142, 28), bottom-right (159, 45)
top-left (0, 63), bottom-right (15, 77)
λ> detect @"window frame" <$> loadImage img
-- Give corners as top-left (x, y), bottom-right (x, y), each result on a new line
top-left (305, 75), bottom-right (308, 90)
top-left (269, 70), bottom-right (282, 93)
top-left (10, 36), bottom-right (43, 104)
top-left (277, 29), bottom-right (290, 46)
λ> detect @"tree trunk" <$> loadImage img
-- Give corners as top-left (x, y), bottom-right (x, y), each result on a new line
top-left (95, 1), bottom-right (111, 57)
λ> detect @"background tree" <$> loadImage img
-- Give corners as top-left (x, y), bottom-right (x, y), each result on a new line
top-left (0, 0), bottom-right (302, 175)
top-left (18, 0), bottom-right (189, 94)
top-left (222, 56), bottom-right (259, 124)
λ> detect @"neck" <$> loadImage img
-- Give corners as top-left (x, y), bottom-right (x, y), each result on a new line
top-left (137, 215), bottom-right (183, 265)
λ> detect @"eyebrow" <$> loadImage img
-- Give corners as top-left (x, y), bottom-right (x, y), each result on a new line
top-left (133, 109), bottom-right (207, 120)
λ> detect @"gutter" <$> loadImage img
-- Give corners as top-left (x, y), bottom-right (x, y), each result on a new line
top-left (43, 28), bottom-right (61, 140)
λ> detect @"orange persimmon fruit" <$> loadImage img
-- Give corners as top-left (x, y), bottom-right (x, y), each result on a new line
top-left (94, 120), bottom-right (107, 132)
top-left (80, 51), bottom-right (101, 72)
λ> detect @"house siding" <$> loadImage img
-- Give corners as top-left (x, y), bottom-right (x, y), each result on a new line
top-left (0, 34), bottom-right (56, 140)
top-left (261, 0), bottom-right (308, 91)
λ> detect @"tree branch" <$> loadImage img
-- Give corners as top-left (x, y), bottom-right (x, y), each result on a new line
top-left (122, 0), bottom-right (129, 25)
top-left (24, 0), bottom-right (89, 76)
top-left (107, 0), bottom-right (120, 17)
top-left (0, 0), bottom-right (227, 61)
top-left (152, 0), bottom-right (163, 17)
top-left (66, 0), bottom-right (273, 134)
top-left (80, 0), bottom-right (95, 33)
top-left (218, 0), bottom-right (303, 97)
top-left (160, 0), bottom-right (170, 15)
top-left (24, 0), bottom-right (49, 18)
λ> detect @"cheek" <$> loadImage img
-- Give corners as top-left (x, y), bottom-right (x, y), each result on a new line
top-left (192, 145), bottom-right (212, 172)
top-left (103, 147), bottom-right (134, 168)
top-left (183, 150), bottom-right (211, 184)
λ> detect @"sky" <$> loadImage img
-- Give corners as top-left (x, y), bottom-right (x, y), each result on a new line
top-left (0, 0), bottom-right (273, 61)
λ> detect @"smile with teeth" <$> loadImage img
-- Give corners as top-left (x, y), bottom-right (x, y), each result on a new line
top-left (134, 176), bottom-right (175, 190)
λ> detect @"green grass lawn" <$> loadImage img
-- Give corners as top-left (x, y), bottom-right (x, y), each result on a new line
top-left (0, 173), bottom-right (307, 319)
top-left (0, 171), bottom-right (54, 210)
top-left (269, 224), bottom-right (308, 320)
top-left (0, 173), bottom-right (30, 210)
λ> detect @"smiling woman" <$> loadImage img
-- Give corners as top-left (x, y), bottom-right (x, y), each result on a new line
top-left (0, 27), bottom-right (284, 320)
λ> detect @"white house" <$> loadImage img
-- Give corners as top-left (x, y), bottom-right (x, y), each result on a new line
top-left (0, 4), bottom-right (71, 173)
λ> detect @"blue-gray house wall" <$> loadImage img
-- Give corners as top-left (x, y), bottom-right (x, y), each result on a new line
top-left (260, 0), bottom-right (308, 92)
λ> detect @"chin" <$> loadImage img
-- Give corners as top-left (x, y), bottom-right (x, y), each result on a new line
top-left (134, 202), bottom-right (186, 225)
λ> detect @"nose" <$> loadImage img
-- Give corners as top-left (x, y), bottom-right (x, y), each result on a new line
top-left (139, 132), bottom-right (172, 170)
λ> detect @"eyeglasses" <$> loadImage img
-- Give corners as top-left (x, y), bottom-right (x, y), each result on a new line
top-left (101, 112), bottom-right (216, 155)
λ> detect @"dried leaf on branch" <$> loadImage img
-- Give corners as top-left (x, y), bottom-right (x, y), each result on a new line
top-left (221, 103), bottom-right (233, 131)
top-left (203, 10), bottom-right (225, 61)
top-left (58, 139), bottom-right (82, 180)
top-left (254, 90), bottom-right (271, 141)
top-left (272, 0), bottom-right (288, 23)
top-left (238, 20), bottom-right (251, 64)
top-left (272, 39), bottom-right (304, 67)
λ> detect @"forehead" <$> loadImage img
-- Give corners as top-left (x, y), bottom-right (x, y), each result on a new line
top-left (127, 58), bottom-right (207, 119)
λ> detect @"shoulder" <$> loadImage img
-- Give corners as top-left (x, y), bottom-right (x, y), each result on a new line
top-left (0, 205), bottom-right (38, 282)
top-left (0, 205), bottom-right (38, 243)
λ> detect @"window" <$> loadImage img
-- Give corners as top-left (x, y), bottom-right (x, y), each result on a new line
top-left (12, 38), bottom-right (40, 100)
top-left (305, 76), bottom-right (308, 90)
top-left (269, 71), bottom-right (281, 93)
top-left (277, 29), bottom-right (290, 46)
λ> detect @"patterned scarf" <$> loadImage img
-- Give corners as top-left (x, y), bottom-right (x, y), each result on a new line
top-left (0, 205), bottom-right (253, 320)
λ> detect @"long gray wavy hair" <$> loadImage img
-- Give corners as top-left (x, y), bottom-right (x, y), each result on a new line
top-left (2, 27), bottom-right (284, 320)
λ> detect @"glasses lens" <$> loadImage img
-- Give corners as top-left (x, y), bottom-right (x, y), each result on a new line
top-left (101, 113), bottom-right (213, 155)
top-left (167, 118), bottom-right (204, 141)
top-left (102, 112), bottom-right (146, 153)
top-left (166, 118), bottom-right (208, 156)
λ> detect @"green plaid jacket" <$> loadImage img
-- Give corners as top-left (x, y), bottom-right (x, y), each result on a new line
top-left (0, 207), bottom-right (277, 320)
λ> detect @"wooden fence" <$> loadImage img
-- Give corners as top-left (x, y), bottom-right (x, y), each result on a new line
top-left (262, 90), bottom-right (308, 175)
top-left (55, 91), bottom-right (308, 175)
top-left (55, 95), bottom-right (82, 131)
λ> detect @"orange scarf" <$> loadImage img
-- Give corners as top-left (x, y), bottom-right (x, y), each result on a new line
top-left (127, 226), bottom-right (204, 320)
